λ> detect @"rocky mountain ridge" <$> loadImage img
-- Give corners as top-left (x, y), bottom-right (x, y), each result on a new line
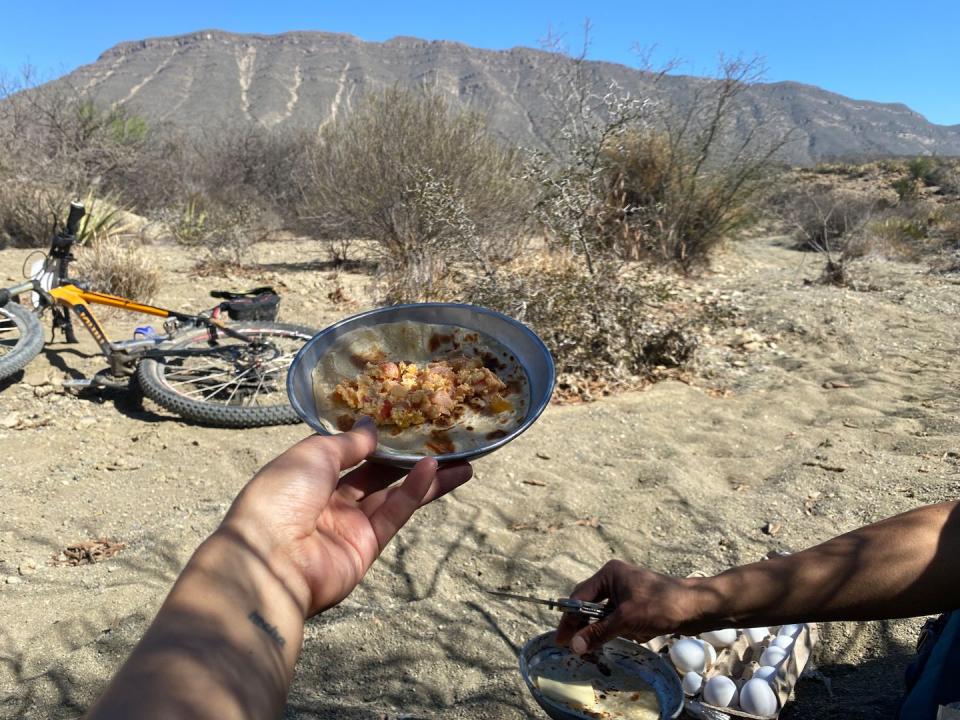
top-left (49, 29), bottom-right (960, 165)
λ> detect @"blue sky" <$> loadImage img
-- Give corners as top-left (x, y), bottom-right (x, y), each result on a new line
top-left (2, 0), bottom-right (958, 125)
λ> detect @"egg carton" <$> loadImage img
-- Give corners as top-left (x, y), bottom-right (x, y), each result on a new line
top-left (643, 624), bottom-right (817, 719)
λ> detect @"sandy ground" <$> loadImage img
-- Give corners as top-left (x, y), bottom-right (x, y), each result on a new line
top-left (1, 234), bottom-right (959, 719)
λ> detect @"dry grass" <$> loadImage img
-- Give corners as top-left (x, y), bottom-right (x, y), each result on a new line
top-left (74, 234), bottom-right (160, 302)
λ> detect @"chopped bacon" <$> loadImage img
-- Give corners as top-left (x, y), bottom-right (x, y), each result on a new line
top-left (333, 355), bottom-right (512, 429)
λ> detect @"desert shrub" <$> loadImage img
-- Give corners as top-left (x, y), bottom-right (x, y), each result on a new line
top-left (461, 252), bottom-right (698, 388)
top-left (188, 124), bottom-right (306, 225)
top-left (593, 129), bottom-right (761, 264)
top-left (774, 184), bottom-right (883, 285)
top-left (937, 204), bottom-right (960, 245)
top-left (298, 87), bottom-right (531, 287)
top-left (0, 183), bottom-right (133, 247)
top-left (892, 175), bottom-right (923, 203)
top-left (907, 156), bottom-right (937, 185)
top-left (74, 234), bottom-right (160, 301)
top-left (925, 160), bottom-right (960, 196)
top-left (169, 193), bottom-right (269, 274)
top-left (532, 54), bottom-right (786, 271)
top-left (0, 70), bottom-right (151, 195)
top-left (776, 184), bottom-right (878, 253)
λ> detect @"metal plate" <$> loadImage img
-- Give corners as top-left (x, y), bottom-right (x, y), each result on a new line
top-left (520, 631), bottom-right (684, 720)
top-left (286, 303), bottom-right (555, 468)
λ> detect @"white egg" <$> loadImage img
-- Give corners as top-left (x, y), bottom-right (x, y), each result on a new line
top-left (700, 628), bottom-right (738, 648)
top-left (777, 623), bottom-right (803, 638)
top-left (698, 639), bottom-right (718, 669)
top-left (740, 677), bottom-right (780, 716)
top-left (702, 675), bottom-right (739, 708)
top-left (772, 635), bottom-right (794, 651)
top-left (751, 665), bottom-right (779, 683)
top-left (760, 645), bottom-right (789, 667)
top-left (682, 671), bottom-right (703, 696)
top-left (743, 627), bottom-right (770, 647)
top-left (669, 638), bottom-right (707, 673)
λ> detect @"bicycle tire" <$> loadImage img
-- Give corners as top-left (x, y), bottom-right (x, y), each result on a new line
top-left (0, 302), bottom-right (44, 382)
top-left (137, 321), bottom-right (316, 428)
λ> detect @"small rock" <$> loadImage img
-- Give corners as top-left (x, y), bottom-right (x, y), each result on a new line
top-left (77, 417), bottom-right (96, 429)
top-left (5, 576), bottom-right (21, 585)
top-left (18, 560), bottom-right (36, 576)
top-left (21, 366), bottom-right (50, 387)
top-left (34, 385), bottom-right (56, 398)
top-left (762, 522), bottom-right (782, 536)
top-left (1, 413), bottom-right (19, 429)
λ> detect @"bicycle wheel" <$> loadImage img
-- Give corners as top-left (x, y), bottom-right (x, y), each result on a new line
top-left (0, 302), bottom-right (44, 382)
top-left (137, 321), bottom-right (316, 428)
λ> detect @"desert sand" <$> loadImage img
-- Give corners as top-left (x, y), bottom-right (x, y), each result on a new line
top-left (1, 233), bottom-right (958, 719)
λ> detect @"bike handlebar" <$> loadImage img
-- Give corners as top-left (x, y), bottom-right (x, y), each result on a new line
top-left (65, 201), bottom-right (85, 236)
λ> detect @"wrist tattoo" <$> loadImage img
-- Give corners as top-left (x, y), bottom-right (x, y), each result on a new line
top-left (248, 610), bottom-right (286, 648)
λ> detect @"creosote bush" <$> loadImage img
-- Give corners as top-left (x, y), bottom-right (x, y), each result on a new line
top-left (298, 87), bottom-right (531, 295)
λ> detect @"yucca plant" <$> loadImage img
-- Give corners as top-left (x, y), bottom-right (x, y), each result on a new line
top-left (74, 190), bottom-right (137, 245)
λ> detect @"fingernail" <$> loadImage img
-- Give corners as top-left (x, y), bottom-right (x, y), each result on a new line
top-left (352, 415), bottom-right (374, 430)
top-left (571, 636), bottom-right (587, 655)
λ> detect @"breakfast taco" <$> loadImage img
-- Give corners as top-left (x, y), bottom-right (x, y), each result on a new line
top-left (311, 321), bottom-right (529, 456)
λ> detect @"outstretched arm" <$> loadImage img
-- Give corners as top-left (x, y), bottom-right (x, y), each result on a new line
top-left (558, 500), bottom-right (960, 654)
top-left (87, 419), bottom-right (472, 720)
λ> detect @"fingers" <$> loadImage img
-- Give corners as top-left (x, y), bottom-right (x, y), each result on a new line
top-left (570, 610), bottom-right (622, 655)
top-left (556, 612), bottom-right (590, 646)
top-left (419, 462), bottom-right (473, 505)
top-left (569, 565), bottom-right (612, 602)
top-left (327, 417), bottom-right (379, 470)
top-left (556, 564), bottom-right (614, 646)
top-left (367, 457), bottom-right (438, 551)
top-left (336, 462), bottom-right (407, 502)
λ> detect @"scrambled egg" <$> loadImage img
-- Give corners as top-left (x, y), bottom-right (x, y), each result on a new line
top-left (334, 356), bottom-right (512, 428)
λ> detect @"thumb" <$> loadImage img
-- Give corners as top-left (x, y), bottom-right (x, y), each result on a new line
top-left (570, 612), bottom-right (621, 655)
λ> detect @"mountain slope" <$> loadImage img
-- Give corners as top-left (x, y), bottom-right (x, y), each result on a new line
top-left (58, 29), bottom-right (960, 165)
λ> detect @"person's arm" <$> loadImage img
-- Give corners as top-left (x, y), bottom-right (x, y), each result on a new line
top-left (86, 418), bottom-right (472, 720)
top-left (558, 500), bottom-right (960, 654)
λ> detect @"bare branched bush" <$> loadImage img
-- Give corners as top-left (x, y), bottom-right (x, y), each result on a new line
top-left (532, 38), bottom-right (788, 271)
top-left (0, 68), bottom-right (150, 195)
top-left (74, 234), bottom-right (160, 301)
top-left (298, 87), bottom-right (531, 294)
top-left (461, 252), bottom-right (699, 388)
top-left (525, 84), bottom-right (654, 273)
top-left (774, 183), bottom-right (883, 282)
top-left (188, 124), bottom-right (306, 225)
top-left (169, 193), bottom-right (268, 275)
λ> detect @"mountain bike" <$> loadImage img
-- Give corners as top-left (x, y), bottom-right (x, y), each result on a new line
top-left (0, 201), bottom-right (316, 427)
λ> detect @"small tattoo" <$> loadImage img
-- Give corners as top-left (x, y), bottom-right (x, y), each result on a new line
top-left (248, 610), bottom-right (286, 648)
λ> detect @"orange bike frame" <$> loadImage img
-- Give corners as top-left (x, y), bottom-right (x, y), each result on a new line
top-left (48, 284), bottom-right (183, 353)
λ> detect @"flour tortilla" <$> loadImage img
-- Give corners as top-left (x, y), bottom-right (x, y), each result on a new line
top-left (532, 648), bottom-right (661, 719)
top-left (311, 321), bottom-right (529, 456)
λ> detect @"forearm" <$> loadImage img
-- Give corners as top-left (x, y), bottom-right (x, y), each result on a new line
top-left (688, 500), bottom-right (960, 632)
top-left (87, 528), bottom-right (306, 720)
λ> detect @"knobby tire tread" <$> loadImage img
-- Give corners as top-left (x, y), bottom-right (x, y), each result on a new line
top-left (136, 321), bottom-right (315, 428)
top-left (0, 303), bottom-right (44, 381)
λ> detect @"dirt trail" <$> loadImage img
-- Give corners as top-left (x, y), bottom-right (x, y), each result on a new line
top-left (1, 235), bottom-right (958, 718)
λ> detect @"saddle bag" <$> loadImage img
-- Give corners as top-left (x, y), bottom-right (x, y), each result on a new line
top-left (210, 286), bottom-right (280, 322)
